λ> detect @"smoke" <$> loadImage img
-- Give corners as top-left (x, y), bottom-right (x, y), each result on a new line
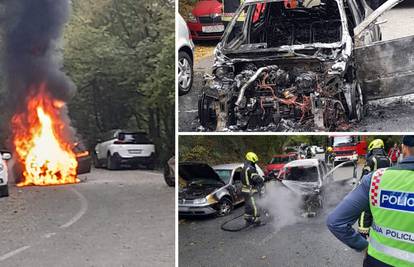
top-left (257, 182), bottom-right (304, 232)
top-left (2, 0), bottom-right (76, 142)
top-left (3, 0), bottom-right (75, 106)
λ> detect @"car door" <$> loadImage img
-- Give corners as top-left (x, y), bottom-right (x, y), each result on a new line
top-left (231, 168), bottom-right (243, 203)
top-left (353, 0), bottom-right (414, 100)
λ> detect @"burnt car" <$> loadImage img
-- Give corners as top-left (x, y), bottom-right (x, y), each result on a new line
top-left (278, 159), bottom-right (329, 215)
top-left (198, 0), bottom-right (413, 131)
top-left (179, 162), bottom-right (264, 216)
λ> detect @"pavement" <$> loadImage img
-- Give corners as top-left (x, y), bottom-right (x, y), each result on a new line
top-left (179, 156), bottom-right (366, 266)
top-left (178, 2), bottom-right (414, 132)
top-left (0, 167), bottom-right (174, 267)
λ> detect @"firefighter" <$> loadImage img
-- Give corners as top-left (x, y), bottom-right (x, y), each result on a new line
top-left (242, 152), bottom-right (265, 226)
top-left (326, 146), bottom-right (334, 164)
top-left (358, 139), bottom-right (391, 237)
top-left (327, 135), bottom-right (414, 266)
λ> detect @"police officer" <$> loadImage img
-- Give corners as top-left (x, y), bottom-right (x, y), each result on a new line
top-left (358, 139), bottom-right (391, 237)
top-left (242, 152), bottom-right (265, 226)
top-left (327, 136), bottom-right (414, 266)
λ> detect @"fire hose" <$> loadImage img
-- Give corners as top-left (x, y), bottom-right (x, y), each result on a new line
top-left (221, 182), bottom-right (270, 232)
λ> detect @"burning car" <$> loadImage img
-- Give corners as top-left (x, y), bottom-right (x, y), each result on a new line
top-left (198, 0), bottom-right (413, 131)
top-left (73, 142), bottom-right (92, 175)
top-left (179, 162), bottom-right (264, 216)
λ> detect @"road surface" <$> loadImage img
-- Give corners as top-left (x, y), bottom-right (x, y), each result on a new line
top-left (179, 2), bottom-right (414, 132)
top-left (0, 168), bottom-right (174, 267)
top-left (179, 159), bottom-right (366, 266)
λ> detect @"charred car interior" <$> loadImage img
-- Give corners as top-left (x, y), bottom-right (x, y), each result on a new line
top-left (198, 0), bottom-right (412, 131)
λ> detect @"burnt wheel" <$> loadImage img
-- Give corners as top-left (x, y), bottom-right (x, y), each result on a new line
top-left (217, 197), bottom-right (233, 217)
top-left (198, 93), bottom-right (218, 130)
top-left (350, 82), bottom-right (364, 121)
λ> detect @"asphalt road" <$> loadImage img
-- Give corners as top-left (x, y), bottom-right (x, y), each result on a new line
top-left (179, 157), bottom-right (365, 267)
top-left (0, 167), bottom-right (174, 267)
top-left (179, 2), bottom-right (414, 132)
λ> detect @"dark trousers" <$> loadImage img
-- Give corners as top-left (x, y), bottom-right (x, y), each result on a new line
top-left (243, 192), bottom-right (260, 222)
top-left (363, 254), bottom-right (392, 267)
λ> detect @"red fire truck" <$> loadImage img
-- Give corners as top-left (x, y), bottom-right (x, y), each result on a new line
top-left (328, 136), bottom-right (367, 165)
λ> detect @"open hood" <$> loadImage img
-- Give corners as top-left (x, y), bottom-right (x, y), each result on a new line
top-left (179, 162), bottom-right (225, 184)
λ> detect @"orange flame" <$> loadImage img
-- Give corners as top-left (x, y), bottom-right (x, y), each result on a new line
top-left (12, 85), bottom-right (79, 186)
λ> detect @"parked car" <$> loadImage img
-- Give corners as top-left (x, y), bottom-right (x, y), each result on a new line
top-left (164, 156), bottom-right (175, 187)
top-left (277, 159), bottom-right (330, 213)
top-left (73, 142), bottom-right (92, 174)
top-left (265, 153), bottom-right (298, 177)
top-left (93, 130), bottom-right (156, 170)
top-left (186, 0), bottom-right (224, 40)
top-left (178, 14), bottom-right (195, 95)
top-left (314, 146), bottom-right (325, 154)
top-left (179, 162), bottom-right (264, 216)
top-left (0, 151), bottom-right (12, 197)
top-left (199, 0), bottom-right (413, 131)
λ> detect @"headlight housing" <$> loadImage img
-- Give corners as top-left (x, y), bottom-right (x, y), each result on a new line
top-left (193, 198), bottom-right (207, 204)
top-left (188, 13), bottom-right (197, 23)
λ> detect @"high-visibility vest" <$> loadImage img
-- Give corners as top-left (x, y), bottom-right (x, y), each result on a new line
top-left (368, 167), bottom-right (414, 266)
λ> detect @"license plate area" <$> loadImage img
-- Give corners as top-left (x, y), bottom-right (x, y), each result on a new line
top-left (128, 149), bottom-right (142, 155)
top-left (202, 25), bottom-right (224, 33)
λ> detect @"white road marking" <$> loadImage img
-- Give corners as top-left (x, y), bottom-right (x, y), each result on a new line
top-left (0, 246), bottom-right (31, 262)
top-left (43, 232), bottom-right (56, 239)
top-left (181, 109), bottom-right (198, 113)
top-left (59, 187), bottom-right (88, 229)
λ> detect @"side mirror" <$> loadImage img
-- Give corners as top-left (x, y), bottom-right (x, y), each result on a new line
top-left (2, 152), bottom-right (12, 160)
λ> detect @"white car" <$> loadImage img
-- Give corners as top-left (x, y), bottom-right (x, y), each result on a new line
top-left (177, 14), bottom-right (195, 96)
top-left (0, 151), bottom-right (12, 197)
top-left (93, 130), bottom-right (156, 170)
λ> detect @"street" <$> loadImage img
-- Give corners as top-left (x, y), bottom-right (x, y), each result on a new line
top-left (0, 168), bottom-right (174, 267)
top-left (179, 159), bottom-right (366, 266)
top-left (178, 2), bottom-right (414, 132)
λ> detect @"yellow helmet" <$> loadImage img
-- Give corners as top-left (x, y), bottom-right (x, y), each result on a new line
top-left (368, 139), bottom-right (384, 151)
top-left (245, 152), bottom-right (259, 163)
top-left (327, 147), bottom-right (333, 153)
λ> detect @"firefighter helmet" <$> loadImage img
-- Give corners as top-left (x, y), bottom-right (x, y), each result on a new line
top-left (246, 152), bottom-right (259, 163)
top-left (368, 139), bottom-right (385, 151)
top-left (327, 147), bottom-right (333, 153)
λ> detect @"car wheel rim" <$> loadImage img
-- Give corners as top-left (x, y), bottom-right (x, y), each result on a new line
top-left (178, 58), bottom-right (191, 89)
top-left (219, 201), bottom-right (231, 216)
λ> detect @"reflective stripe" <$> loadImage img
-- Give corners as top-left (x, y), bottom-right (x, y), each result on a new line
top-left (372, 222), bottom-right (414, 245)
top-left (370, 237), bottom-right (414, 263)
top-left (251, 196), bottom-right (258, 217)
top-left (373, 157), bottom-right (378, 171)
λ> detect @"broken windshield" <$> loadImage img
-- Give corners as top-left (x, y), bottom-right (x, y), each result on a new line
top-left (224, 0), bottom-right (343, 52)
top-left (284, 166), bottom-right (319, 182)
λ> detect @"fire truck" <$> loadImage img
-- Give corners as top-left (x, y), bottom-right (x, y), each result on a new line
top-left (328, 135), bottom-right (367, 166)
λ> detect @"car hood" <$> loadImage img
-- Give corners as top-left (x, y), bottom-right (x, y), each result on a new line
top-left (192, 0), bottom-right (222, 17)
top-left (281, 180), bottom-right (320, 196)
top-left (179, 162), bottom-right (224, 184)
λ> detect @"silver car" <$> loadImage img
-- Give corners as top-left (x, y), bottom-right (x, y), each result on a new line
top-left (178, 14), bottom-right (195, 95)
top-left (179, 162), bottom-right (264, 216)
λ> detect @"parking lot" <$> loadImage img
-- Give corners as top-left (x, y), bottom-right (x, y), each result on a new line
top-left (179, 157), bottom-right (366, 266)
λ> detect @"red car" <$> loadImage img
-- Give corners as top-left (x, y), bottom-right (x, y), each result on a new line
top-left (265, 153), bottom-right (298, 177)
top-left (186, 0), bottom-right (224, 41)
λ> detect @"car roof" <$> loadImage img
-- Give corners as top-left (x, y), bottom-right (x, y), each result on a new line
top-left (285, 159), bottom-right (321, 167)
top-left (213, 163), bottom-right (243, 170)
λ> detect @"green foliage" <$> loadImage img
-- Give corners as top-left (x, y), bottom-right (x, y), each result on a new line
top-left (64, 0), bottom-right (175, 164)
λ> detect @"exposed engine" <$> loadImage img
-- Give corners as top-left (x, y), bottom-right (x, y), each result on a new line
top-left (199, 63), bottom-right (350, 131)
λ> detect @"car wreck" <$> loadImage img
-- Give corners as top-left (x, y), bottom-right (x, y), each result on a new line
top-left (198, 0), bottom-right (412, 131)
